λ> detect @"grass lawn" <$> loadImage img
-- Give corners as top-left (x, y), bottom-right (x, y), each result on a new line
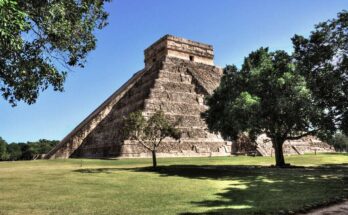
top-left (0, 153), bottom-right (347, 215)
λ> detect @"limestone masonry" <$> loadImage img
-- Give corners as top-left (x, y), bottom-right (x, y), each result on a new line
top-left (46, 35), bottom-right (334, 159)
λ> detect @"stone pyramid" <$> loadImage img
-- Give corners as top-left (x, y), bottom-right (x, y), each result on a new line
top-left (46, 35), bottom-right (232, 159)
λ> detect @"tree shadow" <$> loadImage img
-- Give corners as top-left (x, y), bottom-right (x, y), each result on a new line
top-left (74, 163), bottom-right (348, 214)
top-left (74, 168), bottom-right (118, 174)
top-left (320, 152), bottom-right (348, 156)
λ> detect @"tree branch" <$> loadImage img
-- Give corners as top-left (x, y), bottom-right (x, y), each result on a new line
top-left (134, 136), bottom-right (152, 152)
top-left (155, 137), bottom-right (164, 148)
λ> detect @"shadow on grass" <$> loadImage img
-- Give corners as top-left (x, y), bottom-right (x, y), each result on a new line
top-left (321, 152), bottom-right (348, 156)
top-left (74, 164), bottom-right (348, 214)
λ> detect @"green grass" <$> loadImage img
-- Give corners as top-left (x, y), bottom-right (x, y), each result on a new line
top-left (0, 153), bottom-right (347, 215)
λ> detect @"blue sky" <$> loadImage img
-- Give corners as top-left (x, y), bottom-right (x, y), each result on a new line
top-left (1, 0), bottom-right (347, 142)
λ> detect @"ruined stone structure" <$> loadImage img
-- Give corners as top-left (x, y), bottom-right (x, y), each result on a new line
top-left (255, 135), bottom-right (334, 156)
top-left (231, 133), bottom-right (334, 156)
top-left (46, 35), bottom-right (232, 159)
top-left (46, 35), bottom-right (334, 159)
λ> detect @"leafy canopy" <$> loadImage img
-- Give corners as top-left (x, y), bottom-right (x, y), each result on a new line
top-left (0, 0), bottom-right (110, 106)
top-left (123, 111), bottom-right (181, 168)
top-left (0, 136), bottom-right (9, 160)
top-left (204, 10), bottom-right (348, 167)
top-left (123, 111), bottom-right (181, 151)
top-left (0, 137), bottom-right (59, 161)
top-left (328, 133), bottom-right (348, 152)
top-left (292, 10), bottom-right (348, 136)
top-left (204, 48), bottom-right (324, 143)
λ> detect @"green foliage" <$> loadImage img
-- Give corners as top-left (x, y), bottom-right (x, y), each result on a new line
top-left (292, 10), bottom-right (348, 137)
top-left (6, 143), bottom-right (22, 160)
top-left (204, 48), bottom-right (325, 167)
top-left (123, 111), bottom-right (181, 150)
top-left (0, 0), bottom-right (110, 106)
top-left (123, 111), bottom-right (147, 141)
top-left (123, 111), bottom-right (181, 168)
top-left (205, 48), bottom-right (320, 140)
top-left (0, 136), bottom-right (9, 160)
top-left (18, 139), bottom-right (59, 160)
top-left (0, 137), bottom-right (58, 161)
top-left (328, 133), bottom-right (348, 152)
top-left (205, 11), bottom-right (348, 167)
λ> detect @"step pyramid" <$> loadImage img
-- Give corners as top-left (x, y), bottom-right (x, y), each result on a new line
top-left (46, 35), bottom-right (232, 159)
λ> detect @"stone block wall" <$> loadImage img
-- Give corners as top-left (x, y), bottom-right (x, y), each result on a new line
top-left (144, 35), bottom-right (214, 67)
top-left (255, 134), bottom-right (335, 156)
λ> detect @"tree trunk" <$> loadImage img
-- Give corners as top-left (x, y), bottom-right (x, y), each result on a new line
top-left (272, 138), bottom-right (286, 167)
top-left (152, 150), bottom-right (157, 169)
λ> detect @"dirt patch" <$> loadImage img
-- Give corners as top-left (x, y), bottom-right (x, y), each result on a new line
top-left (299, 200), bottom-right (348, 215)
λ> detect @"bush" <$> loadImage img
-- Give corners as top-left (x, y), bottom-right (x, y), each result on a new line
top-left (328, 134), bottom-right (348, 152)
top-left (0, 137), bottom-right (59, 161)
top-left (7, 143), bottom-right (22, 160)
top-left (0, 137), bottom-right (10, 161)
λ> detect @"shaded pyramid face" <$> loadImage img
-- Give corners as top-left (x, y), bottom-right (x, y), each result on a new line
top-left (46, 35), bottom-right (231, 159)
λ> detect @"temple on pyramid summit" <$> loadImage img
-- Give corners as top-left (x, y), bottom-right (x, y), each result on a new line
top-left (46, 35), bottom-right (334, 159)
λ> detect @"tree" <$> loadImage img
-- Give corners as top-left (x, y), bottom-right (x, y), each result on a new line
top-left (0, 137), bottom-right (9, 161)
top-left (292, 10), bottom-right (348, 137)
top-left (123, 111), bottom-right (181, 168)
top-left (3, 139), bottom-right (58, 161)
top-left (19, 143), bottom-right (34, 160)
top-left (204, 48), bottom-right (326, 167)
top-left (34, 139), bottom-right (59, 154)
top-left (328, 133), bottom-right (348, 152)
top-left (6, 143), bottom-right (22, 160)
top-left (0, 0), bottom-right (110, 106)
top-left (24, 139), bottom-right (59, 155)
